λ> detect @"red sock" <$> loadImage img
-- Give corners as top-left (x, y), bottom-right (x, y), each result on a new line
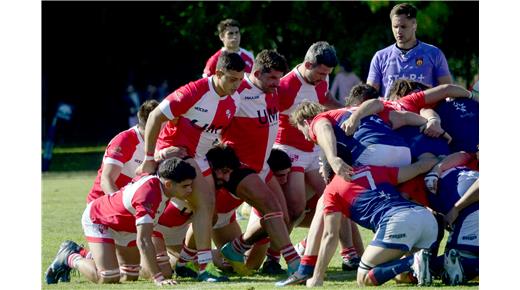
top-left (178, 244), bottom-right (197, 266)
top-left (301, 255), bottom-right (317, 266)
top-left (266, 247), bottom-right (281, 263)
top-left (232, 235), bottom-right (252, 254)
top-left (197, 249), bottom-right (212, 273)
top-left (280, 244), bottom-right (299, 264)
top-left (341, 246), bottom-right (358, 261)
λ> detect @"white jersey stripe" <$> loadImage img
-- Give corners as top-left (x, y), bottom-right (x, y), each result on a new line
top-left (136, 214), bottom-right (153, 225)
top-left (122, 175), bottom-right (156, 215)
top-left (104, 157), bottom-right (124, 167)
top-left (159, 99), bottom-right (174, 120)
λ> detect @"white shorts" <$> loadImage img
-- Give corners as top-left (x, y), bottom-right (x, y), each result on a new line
top-left (356, 144), bottom-right (411, 167)
top-left (371, 206), bottom-right (437, 252)
top-left (153, 222), bottom-right (191, 246)
top-left (213, 210), bottom-right (236, 229)
top-left (273, 144), bottom-right (321, 172)
top-left (447, 209), bottom-right (479, 252)
top-left (82, 203), bottom-right (137, 247)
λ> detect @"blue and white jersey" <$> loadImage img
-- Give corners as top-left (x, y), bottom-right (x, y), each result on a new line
top-left (367, 41), bottom-right (451, 98)
top-left (435, 98), bottom-right (479, 153)
top-left (337, 112), bottom-right (409, 163)
top-left (395, 126), bottom-right (450, 160)
top-left (427, 167), bottom-right (479, 216)
top-left (323, 166), bottom-right (419, 232)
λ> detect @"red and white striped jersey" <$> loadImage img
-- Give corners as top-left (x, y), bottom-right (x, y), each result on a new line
top-left (221, 74), bottom-right (279, 172)
top-left (156, 76), bottom-right (240, 158)
top-left (89, 174), bottom-right (170, 233)
top-left (203, 48), bottom-right (254, 77)
top-left (276, 66), bottom-right (330, 152)
top-left (87, 126), bottom-right (143, 203)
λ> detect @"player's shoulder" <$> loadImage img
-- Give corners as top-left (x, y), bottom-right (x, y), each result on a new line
top-left (374, 43), bottom-right (396, 56)
top-left (417, 40), bottom-right (444, 54)
top-left (239, 47), bottom-right (254, 60)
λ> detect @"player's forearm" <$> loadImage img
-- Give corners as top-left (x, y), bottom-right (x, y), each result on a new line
top-left (137, 227), bottom-right (161, 277)
top-left (352, 99), bottom-right (383, 121)
top-left (454, 178), bottom-right (479, 211)
top-left (425, 84), bottom-right (470, 104)
top-left (144, 109), bottom-right (167, 155)
top-left (432, 152), bottom-right (473, 175)
top-left (315, 122), bottom-right (338, 164)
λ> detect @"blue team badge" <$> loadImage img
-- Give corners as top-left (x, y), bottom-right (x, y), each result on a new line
top-left (416, 57), bottom-right (424, 66)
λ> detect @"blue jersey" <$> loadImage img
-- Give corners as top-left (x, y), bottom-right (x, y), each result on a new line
top-left (323, 165), bottom-right (418, 232)
top-left (336, 111), bottom-right (409, 165)
top-left (427, 167), bottom-right (479, 217)
top-left (395, 126), bottom-right (450, 160)
top-left (435, 98), bottom-right (479, 153)
top-left (367, 41), bottom-right (451, 98)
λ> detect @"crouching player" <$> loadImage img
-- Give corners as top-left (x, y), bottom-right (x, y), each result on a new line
top-left (45, 158), bottom-right (196, 286)
top-left (306, 157), bottom-right (441, 287)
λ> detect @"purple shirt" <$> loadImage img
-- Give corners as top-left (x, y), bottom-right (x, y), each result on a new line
top-left (367, 41), bottom-right (451, 98)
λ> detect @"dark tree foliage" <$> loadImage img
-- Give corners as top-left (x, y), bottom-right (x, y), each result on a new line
top-left (42, 1), bottom-right (478, 145)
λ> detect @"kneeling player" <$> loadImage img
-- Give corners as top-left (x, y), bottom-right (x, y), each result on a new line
top-left (304, 157), bottom-right (441, 287)
top-left (45, 158), bottom-right (195, 286)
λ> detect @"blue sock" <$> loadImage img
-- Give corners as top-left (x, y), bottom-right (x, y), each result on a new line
top-left (297, 264), bottom-right (315, 276)
top-left (369, 256), bottom-right (413, 285)
top-left (430, 255), bottom-right (444, 277)
top-left (461, 257), bottom-right (479, 280)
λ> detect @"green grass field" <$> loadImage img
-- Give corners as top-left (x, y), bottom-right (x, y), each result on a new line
top-left (42, 169), bottom-right (478, 289)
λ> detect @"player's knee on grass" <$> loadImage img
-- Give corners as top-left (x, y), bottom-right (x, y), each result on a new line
top-left (98, 268), bottom-right (121, 283)
top-left (357, 261), bottom-right (374, 286)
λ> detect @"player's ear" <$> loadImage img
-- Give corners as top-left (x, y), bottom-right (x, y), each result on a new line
top-left (253, 69), bottom-right (261, 79)
top-left (304, 61), bottom-right (314, 70)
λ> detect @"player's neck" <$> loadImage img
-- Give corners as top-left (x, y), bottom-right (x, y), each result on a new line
top-left (297, 64), bottom-right (313, 85)
top-left (211, 76), bottom-right (227, 97)
top-left (223, 46), bottom-right (240, 53)
top-left (396, 38), bottom-right (418, 51)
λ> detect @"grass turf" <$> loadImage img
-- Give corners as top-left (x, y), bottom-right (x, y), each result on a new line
top-left (42, 170), bottom-right (478, 289)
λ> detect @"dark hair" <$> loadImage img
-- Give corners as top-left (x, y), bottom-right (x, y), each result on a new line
top-left (218, 18), bottom-right (240, 35)
top-left (216, 51), bottom-right (246, 72)
top-left (345, 84), bottom-right (379, 106)
top-left (304, 41), bottom-right (338, 68)
top-left (390, 3), bottom-right (417, 19)
top-left (206, 143), bottom-right (241, 171)
top-left (158, 157), bottom-right (196, 183)
top-left (137, 99), bottom-right (159, 129)
top-left (267, 148), bottom-right (292, 172)
top-left (388, 79), bottom-right (431, 101)
top-left (252, 49), bottom-right (289, 75)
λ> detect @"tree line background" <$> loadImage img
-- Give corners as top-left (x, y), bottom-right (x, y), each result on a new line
top-left (42, 1), bottom-right (478, 146)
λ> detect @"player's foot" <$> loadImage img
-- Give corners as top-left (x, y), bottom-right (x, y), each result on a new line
top-left (411, 249), bottom-right (432, 286)
top-left (44, 240), bottom-right (83, 284)
top-left (220, 242), bottom-right (252, 276)
top-left (342, 256), bottom-right (360, 271)
top-left (197, 271), bottom-right (229, 282)
top-left (261, 260), bottom-right (285, 275)
top-left (275, 271), bottom-right (309, 287)
top-left (442, 249), bottom-right (464, 285)
top-left (286, 259), bottom-right (300, 276)
top-left (175, 265), bottom-right (198, 278)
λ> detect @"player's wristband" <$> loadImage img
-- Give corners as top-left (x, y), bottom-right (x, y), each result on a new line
top-left (427, 117), bottom-right (439, 122)
top-left (153, 272), bottom-right (165, 284)
top-left (468, 91), bottom-right (474, 100)
top-left (145, 153), bottom-right (155, 161)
